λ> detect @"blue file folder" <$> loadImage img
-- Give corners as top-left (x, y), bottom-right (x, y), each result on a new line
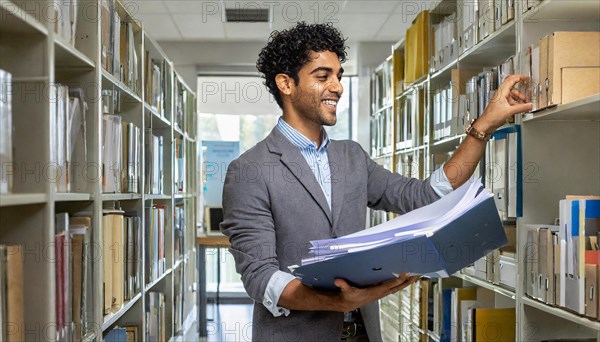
top-left (292, 196), bottom-right (507, 291)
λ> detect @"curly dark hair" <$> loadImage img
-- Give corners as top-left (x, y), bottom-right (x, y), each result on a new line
top-left (256, 22), bottom-right (348, 109)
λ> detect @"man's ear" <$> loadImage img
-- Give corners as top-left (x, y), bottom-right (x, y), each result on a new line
top-left (275, 73), bottom-right (293, 96)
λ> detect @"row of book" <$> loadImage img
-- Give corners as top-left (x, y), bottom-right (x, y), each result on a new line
top-left (145, 132), bottom-right (164, 195)
top-left (52, 0), bottom-right (78, 45)
top-left (525, 197), bottom-right (600, 320)
top-left (436, 286), bottom-right (515, 342)
top-left (101, 0), bottom-right (140, 93)
top-left (145, 205), bottom-right (166, 284)
top-left (432, 56), bottom-right (514, 142)
top-left (464, 226), bottom-right (517, 289)
top-left (146, 292), bottom-right (166, 342)
top-left (173, 265), bottom-right (185, 336)
top-left (371, 59), bottom-right (393, 112)
top-left (54, 212), bottom-right (93, 342)
top-left (369, 107), bottom-right (393, 158)
top-left (0, 69), bottom-right (12, 194)
top-left (396, 88), bottom-right (425, 151)
top-left (54, 85), bottom-right (88, 193)
top-left (0, 245), bottom-right (24, 342)
top-left (102, 115), bottom-right (141, 194)
top-left (458, 0), bottom-right (515, 55)
top-left (174, 79), bottom-right (188, 134)
top-left (522, 31), bottom-right (600, 112)
top-left (174, 139), bottom-right (186, 194)
top-left (380, 278), bottom-right (429, 342)
top-left (174, 206), bottom-right (185, 260)
top-left (104, 325), bottom-right (139, 342)
top-left (102, 210), bottom-right (142, 316)
top-left (145, 56), bottom-right (167, 116)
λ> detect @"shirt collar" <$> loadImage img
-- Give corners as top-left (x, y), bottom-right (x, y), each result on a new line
top-left (276, 117), bottom-right (330, 152)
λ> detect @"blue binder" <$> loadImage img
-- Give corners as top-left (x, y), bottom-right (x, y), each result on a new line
top-left (292, 197), bottom-right (507, 290)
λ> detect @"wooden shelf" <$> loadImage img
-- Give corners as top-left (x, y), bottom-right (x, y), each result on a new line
top-left (145, 268), bottom-right (173, 292)
top-left (0, 193), bottom-right (47, 207)
top-left (0, 1), bottom-right (48, 36)
top-left (101, 193), bottom-right (142, 201)
top-left (522, 296), bottom-right (600, 331)
top-left (454, 272), bottom-right (516, 299)
top-left (102, 69), bottom-right (142, 104)
top-left (54, 37), bottom-right (95, 69)
top-left (145, 103), bottom-right (171, 129)
top-left (523, 94), bottom-right (600, 122)
top-left (459, 20), bottom-right (516, 67)
top-left (145, 194), bottom-right (171, 200)
top-left (173, 125), bottom-right (185, 137)
top-left (430, 58), bottom-right (458, 82)
top-left (101, 292), bottom-right (142, 331)
top-left (431, 134), bottom-right (465, 151)
top-left (55, 192), bottom-right (93, 202)
top-left (395, 144), bottom-right (427, 155)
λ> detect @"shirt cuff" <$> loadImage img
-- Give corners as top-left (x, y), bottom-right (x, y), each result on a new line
top-left (263, 270), bottom-right (296, 317)
top-left (429, 164), bottom-right (454, 197)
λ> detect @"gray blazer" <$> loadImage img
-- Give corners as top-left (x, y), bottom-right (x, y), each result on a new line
top-left (221, 128), bottom-right (440, 341)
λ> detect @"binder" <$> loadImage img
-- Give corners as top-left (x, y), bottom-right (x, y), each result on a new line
top-left (471, 307), bottom-right (515, 342)
top-left (292, 195), bottom-right (507, 290)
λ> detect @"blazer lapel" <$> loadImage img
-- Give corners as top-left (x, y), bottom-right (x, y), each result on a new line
top-left (328, 141), bottom-right (346, 235)
top-left (266, 128), bottom-right (333, 226)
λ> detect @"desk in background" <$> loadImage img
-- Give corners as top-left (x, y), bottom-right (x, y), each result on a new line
top-left (197, 233), bottom-right (231, 337)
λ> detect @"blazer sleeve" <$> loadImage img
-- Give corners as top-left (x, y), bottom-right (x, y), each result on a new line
top-left (220, 158), bottom-right (279, 302)
top-left (362, 147), bottom-right (441, 214)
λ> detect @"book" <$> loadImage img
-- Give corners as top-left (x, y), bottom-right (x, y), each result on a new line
top-left (0, 69), bottom-right (12, 194)
top-left (290, 180), bottom-right (507, 290)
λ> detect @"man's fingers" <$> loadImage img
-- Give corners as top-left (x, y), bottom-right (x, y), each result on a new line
top-left (502, 74), bottom-right (529, 97)
top-left (510, 102), bottom-right (533, 115)
top-left (511, 88), bottom-right (528, 103)
top-left (334, 278), bottom-right (350, 291)
top-left (387, 276), bottom-right (420, 294)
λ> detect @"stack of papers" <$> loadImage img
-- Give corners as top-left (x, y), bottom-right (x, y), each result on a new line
top-left (290, 179), bottom-right (507, 290)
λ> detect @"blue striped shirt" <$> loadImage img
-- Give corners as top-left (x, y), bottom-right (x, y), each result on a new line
top-left (276, 117), bottom-right (332, 209)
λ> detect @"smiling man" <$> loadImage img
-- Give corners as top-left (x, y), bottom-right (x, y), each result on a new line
top-left (220, 22), bottom-right (531, 341)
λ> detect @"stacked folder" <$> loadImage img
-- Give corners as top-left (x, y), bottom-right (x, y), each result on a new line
top-left (527, 197), bottom-right (600, 319)
top-left (291, 180), bottom-right (507, 290)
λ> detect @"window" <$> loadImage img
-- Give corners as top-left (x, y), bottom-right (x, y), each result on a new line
top-left (198, 75), bottom-right (357, 296)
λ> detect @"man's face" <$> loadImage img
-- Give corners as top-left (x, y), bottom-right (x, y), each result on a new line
top-left (288, 50), bottom-right (344, 127)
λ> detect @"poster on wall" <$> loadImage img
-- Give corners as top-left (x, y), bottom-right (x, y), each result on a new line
top-left (202, 140), bottom-right (240, 207)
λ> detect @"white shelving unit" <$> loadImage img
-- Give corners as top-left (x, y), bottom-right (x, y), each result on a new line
top-left (0, 0), bottom-right (199, 341)
top-left (370, 1), bottom-right (600, 341)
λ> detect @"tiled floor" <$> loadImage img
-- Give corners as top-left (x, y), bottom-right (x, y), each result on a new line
top-left (205, 303), bottom-right (254, 342)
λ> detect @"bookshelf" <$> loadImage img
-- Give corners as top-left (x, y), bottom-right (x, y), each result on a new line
top-left (0, 0), bottom-right (198, 341)
top-left (370, 0), bottom-right (600, 341)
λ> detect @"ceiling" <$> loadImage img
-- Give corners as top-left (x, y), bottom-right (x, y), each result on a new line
top-left (129, 0), bottom-right (436, 43)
